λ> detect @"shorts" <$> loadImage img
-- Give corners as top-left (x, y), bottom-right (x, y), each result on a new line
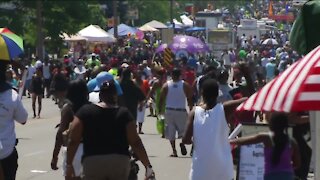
top-left (62, 143), bottom-right (83, 177)
top-left (82, 154), bottom-right (130, 180)
top-left (264, 172), bottom-right (294, 180)
top-left (0, 148), bottom-right (18, 180)
top-left (165, 109), bottom-right (188, 141)
top-left (137, 106), bottom-right (146, 123)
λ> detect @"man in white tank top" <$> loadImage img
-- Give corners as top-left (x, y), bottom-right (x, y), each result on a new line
top-left (159, 68), bottom-right (193, 157)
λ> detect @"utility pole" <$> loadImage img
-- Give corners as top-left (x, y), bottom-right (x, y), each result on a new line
top-left (170, 0), bottom-right (175, 29)
top-left (36, 0), bottom-right (44, 60)
top-left (113, 0), bottom-right (118, 38)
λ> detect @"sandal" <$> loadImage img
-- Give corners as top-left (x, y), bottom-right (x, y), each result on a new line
top-left (180, 143), bottom-right (187, 156)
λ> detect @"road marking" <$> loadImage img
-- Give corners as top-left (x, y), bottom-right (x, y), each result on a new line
top-left (24, 150), bottom-right (45, 157)
top-left (30, 170), bottom-right (47, 173)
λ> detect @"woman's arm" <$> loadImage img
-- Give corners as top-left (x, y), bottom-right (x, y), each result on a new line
top-left (223, 97), bottom-right (247, 124)
top-left (146, 81), bottom-right (158, 101)
top-left (230, 134), bottom-right (265, 146)
top-left (66, 117), bottom-right (83, 176)
top-left (51, 105), bottom-right (73, 170)
top-left (126, 121), bottom-right (151, 167)
top-left (291, 138), bottom-right (301, 169)
top-left (182, 108), bottom-right (195, 144)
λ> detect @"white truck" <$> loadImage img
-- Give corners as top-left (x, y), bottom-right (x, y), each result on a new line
top-left (207, 28), bottom-right (236, 58)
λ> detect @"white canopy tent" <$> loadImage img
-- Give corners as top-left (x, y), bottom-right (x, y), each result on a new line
top-left (61, 33), bottom-right (87, 41)
top-left (78, 25), bottom-right (116, 43)
top-left (173, 19), bottom-right (184, 26)
top-left (180, 15), bottom-right (193, 26)
top-left (143, 20), bottom-right (167, 29)
top-left (138, 24), bottom-right (159, 32)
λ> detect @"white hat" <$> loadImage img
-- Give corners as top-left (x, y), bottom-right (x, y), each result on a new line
top-left (121, 63), bottom-right (129, 68)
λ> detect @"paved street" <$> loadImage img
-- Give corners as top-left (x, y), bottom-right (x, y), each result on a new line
top-left (16, 97), bottom-right (193, 180)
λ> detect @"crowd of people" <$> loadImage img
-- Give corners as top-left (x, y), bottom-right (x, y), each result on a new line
top-left (0, 32), bottom-right (311, 180)
top-left (0, 1), bottom-right (314, 180)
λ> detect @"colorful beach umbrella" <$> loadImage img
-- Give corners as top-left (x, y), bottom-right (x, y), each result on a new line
top-left (169, 35), bottom-right (209, 53)
top-left (0, 28), bottom-right (24, 61)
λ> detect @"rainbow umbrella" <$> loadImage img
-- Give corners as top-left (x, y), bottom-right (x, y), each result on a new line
top-left (0, 28), bottom-right (24, 61)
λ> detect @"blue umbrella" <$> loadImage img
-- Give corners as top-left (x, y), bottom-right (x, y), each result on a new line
top-left (108, 24), bottom-right (137, 36)
top-left (185, 27), bottom-right (206, 32)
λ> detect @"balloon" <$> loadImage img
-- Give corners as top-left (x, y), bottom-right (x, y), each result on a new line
top-left (136, 30), bottom-right (144, 40)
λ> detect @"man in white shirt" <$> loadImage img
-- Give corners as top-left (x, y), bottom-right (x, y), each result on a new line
top-left (0, 61), bottom-right (28, 180)
top-left (159, 68), bottom-right (193, 157)
top-left (251, 35), bottom-right (259, 47)
top-left (74, 59), bottom-right (86, 80)
top-left (221, 50), bottom-right (231, 72)
top-left (142, 60), bottom-right (152, 80)
top-left (42, 60), bottom-right (51, 98)
top-left (24, 63), bottom-right (36, 98)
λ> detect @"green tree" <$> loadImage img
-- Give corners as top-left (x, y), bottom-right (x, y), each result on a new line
top-left (0, 0), bottom-right (108, 55)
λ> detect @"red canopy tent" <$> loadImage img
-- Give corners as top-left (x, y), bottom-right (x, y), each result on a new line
top-left (237, 45), bottom-right (320, 112)
top-left (236, 45), bottom-right (320, 179)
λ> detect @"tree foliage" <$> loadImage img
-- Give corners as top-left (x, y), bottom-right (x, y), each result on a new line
top-left (0, 0), bottom-right (107, 54)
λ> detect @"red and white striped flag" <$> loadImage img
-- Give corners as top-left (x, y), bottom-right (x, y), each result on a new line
top-left (237, 46), bottom-right (320, 112)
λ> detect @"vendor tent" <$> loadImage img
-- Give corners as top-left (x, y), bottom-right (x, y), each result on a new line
top-left (61, 33), bottom-right (87, 41)
top-left (108, 24), bottom-right (137, 36)
top-left (173, 19), bottom-right (184, 26)
top-left (144, 20), bottom-right (167, 29)
top-left (180, 15), bottom-right (193, 26)
top-left (78, 25), bottom-right (116, 43)
top-left (138, 24), bottom-right (159, 32)
top-left (167, 24), bottom-right (183, 29)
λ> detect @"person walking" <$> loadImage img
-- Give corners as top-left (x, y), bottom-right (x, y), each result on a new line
top-left (24, 62), bottom-right (36, 98)
top-left (50, 64), bottom-right (69, 108)
top-left (30, 67), bottom-right (44, 118)
top-left (159, 68), bottom-right (193, 157)
top-left (120, 68), bottom-right (146, 123)
top-left (146, 68), bottom-right (167, 137)
top-left (183, 78), bottom-right (246, 180)
top-left (66, 79), bottom-right (154, 180)
top-left (43, 60), bottom-right (52, 98)
top-left (230, 113), bottom-right (301, 180)
top-left (51, 79), bottom-right (89, 180)
top-left (135, 71), bottom-right (150, 134)
top-left (0, 61), bottom-right (28, 180)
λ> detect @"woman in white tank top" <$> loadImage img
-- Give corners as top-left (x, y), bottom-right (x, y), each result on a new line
top-left (183, 79), bottom-right (246, 180)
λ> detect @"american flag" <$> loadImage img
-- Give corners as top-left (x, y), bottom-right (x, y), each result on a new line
top-left (237, 46), bottom-right (320, 112)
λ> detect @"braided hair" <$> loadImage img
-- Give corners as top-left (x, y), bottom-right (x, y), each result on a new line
top-left (269, 112), bottom-right (289, 166)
